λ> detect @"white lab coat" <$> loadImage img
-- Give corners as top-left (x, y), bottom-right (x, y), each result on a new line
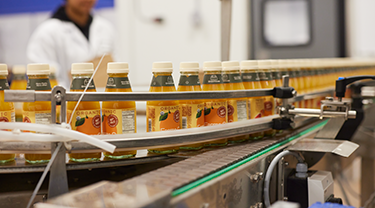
top-left (27, 15), bottom-right (115, 89)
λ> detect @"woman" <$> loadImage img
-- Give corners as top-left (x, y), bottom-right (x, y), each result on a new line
top-left (27, 0), bottom-right (116, 89)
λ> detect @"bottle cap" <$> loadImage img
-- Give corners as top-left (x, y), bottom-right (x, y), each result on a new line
top-left (107, 62), bottom-right (129, 74)
top-left (50, 65), bottom-right (57, 74)
top-left (27, 63), bottom-right (50, 75)
top-left (240, 60), bottom-right (258, 70)
top-left (180, 62), bottom-right (199, 72)
top-left (222, 61), bottom-right (240, 71)
top-left (0, 64), bottom-right (8, 76)
top-left (152, 61), bottom-right (173, 73)
top-left (71, 63), bottom-right (94, 75)
top-left (257, 60), bottom-right (272, 69)
top-left (12, 65), bottom-right (26, 74)
top-left (203, 61), bottom-right (222, 71)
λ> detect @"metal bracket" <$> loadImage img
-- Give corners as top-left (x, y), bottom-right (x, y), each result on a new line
top-left (287, 139), bottom-right (359, 157)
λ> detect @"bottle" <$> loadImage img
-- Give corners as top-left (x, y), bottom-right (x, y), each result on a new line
top-left (49, 66), bottom-right (60, 123)
top-left (270, 60), bottom-right (282, 109)
top-left (147, 62), bottom-right (181, 154)
top-left (49, 66), bottom-right (58, 88)
top-left (177, 62), bottom-right (205, 150)
top-left (10, 65), bottom-right (27, 121)
top-left (0, 64), bottom-right (16, 163)
top-left (258, 60), bottom-right (276, 137)
top-left (202, 61), bottom-right (228, 147)
top-left (240, 60), bottom-right (264, 140)
top-left (23, 63), bottom-right (52, 164)
top-left (222, 61), bottom-right (249, 143)
top-left (102, 62), bottom-right (137, 159)
top-left (67, 63), bottom-right (101, 162)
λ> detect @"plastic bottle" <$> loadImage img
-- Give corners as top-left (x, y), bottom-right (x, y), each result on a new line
top-left (10, 65), bottom-right (27, 121)
top-left (0, 64), bottom-right (16, 163)
top-left (102, 62), bottom-right (137, 159)
top-left (222, 61), bottom-right (249, 143)
top-left (23, 63), bottom-right (52, 163)
top-left (67, 63), bottom-right (101, 162)
top-left (177, 62), bottom-right (205, 150)
top-left (49, 66), bottom-right (58, 88)
top-left (258, 60), bottom-right (276, 137)
top-left (202, 61), bottom-right (228, 147)
top-left (240, 60), bottom-right (265, 140)
top-left (147, 62), bottom-right (181, 154)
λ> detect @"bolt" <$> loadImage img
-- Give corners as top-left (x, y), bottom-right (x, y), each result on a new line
top-left (284, 162), bottom-right (289, 166)
top-left (55, 92), bottom-right (62, 103)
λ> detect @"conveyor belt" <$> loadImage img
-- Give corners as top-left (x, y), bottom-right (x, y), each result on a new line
top-left (44, 119), bottom-right (327, 207)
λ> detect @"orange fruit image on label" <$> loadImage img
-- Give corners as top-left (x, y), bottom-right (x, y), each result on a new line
top-left (159, 110), bottom-right (180, 131)
top-left (204, 101), bottom-right (227, 126)
top-left (102, 114), bottom-right (118, 134)
top-left (74, 114), bottom-right (101, 135)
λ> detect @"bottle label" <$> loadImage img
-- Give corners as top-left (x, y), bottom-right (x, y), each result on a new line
top-left (281, 70), bottom-right (289, 76)
top-left (178, 75), bottom-right (200, 86)
top-left (151, 76), bottom-right (175, 87)
top-left (204, 101), bottom-right (227, 126)
top-left (227, 99), bottom-right (248, 122)
top-left (295, 70), bottom-right (301, 77)
top-left (147, 105), bottom-right (180, 132)
top-left (50, 74), bottom-right (56, 80)
top-left (203, 74), bottom-right (223, 84)
top-left (26, 79), bottom-right (51, 91)
top-left (271, 71), bottom-right (282, 80)
top-left (259, 71), bottom-right (272, 81)
top-left (242, 72), bottom-right (260, 82)
top-left (67, 110), bottom-right (101, 135)
top-left (0, 79), bottom-right (9, 90)
top-left (222, 73), bottom-right (242, 83)
top-left (248, 97), bottom-right (264, 119)
top-left (106, 77), bottom-right (131, 89)
top-left (263, 97), bottom-right (275, 116)
top-left (0, 110), bottom-right (15, 123)
top-left (102, 108), bottom-right (136, 134)
top-left (181, 103), bottom-right (205, 128)
top-left (23, 110), bottom-right (52, 124)
top-left (12, 74), bottom-right (26, 81)
top-left (70, 78), bottom-right (96, 90)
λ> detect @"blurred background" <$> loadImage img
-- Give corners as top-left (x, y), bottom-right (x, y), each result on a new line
top-left (2, 0), bottom-right (375, 90)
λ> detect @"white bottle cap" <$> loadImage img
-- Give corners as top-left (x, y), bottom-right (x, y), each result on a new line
top-left (27, 63), bottom-right (50, 75)
top-left (0, 64), bottom-right (8, 76)
top-left (12, 65), bottom-right (26, 74)
top-left (222, 61), bottom-right (240, 71)
top-left (203, 61), bottom-right (222, 71)
top-left (152, 61), bottom-right (173, 73)
top-left (240, 60), bottom-right (258, 70)
top-left (50, 65), bottom-right (57, 74)
top-left (107, 62), bottom-right (129, 74)
top-left (71, 63), bottom-right (94, 75)
top-left (180, 62), bottom-right (199, 72)
top-left (257, 60), bottom-right (272, 69)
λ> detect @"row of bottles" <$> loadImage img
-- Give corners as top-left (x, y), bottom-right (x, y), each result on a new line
top-left (1, 58), bottom-right (375, 164)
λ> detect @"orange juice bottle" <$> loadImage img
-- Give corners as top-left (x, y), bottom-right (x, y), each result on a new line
top-left (270, 60), bottom-right (283, 108)
top-left (49, 66), bottom-right (61, 123)
top-left (202, 61), bottom-right (228, 147)
top-left (240, 60), bottom-right (264, 140)
top-left (177, 62), bottom-right (205, 150)
top-left (23, 64), bottom-right (52, 163)
top-left (147, 62), bottom-right (181, 154)
top-left (222, 61), bottom-right (249, 143)
top-left (258, 60), bottom-right (276, 137)
top-left (0, 64), bottom-right (16, 163)
top-left (102, 62), bottom-right (137, 159)
top-left (67, 63), bottom-right (101, 162)
top-left (10, 65), bottom-right (27, 121)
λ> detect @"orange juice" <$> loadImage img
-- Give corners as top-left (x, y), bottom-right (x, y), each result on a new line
top-left (240, 60), bottom-right (264, 140)
top-left (67, 63), bottom-right (101, 162)
top-left (258, 60), bottom-right (276, 137)
top-left (202, 61), bottom-right (227, 146)
top-left (0, 64), bottom-right (16, 163)
top-left (147, 62), bottom-right (181, 154)
top-left (177, 62), bottom-right (205, 150)
top-left (10, 65), bottom-right (27, 121)
top-left (102, 62), bottom-right (137, 159)
top-left (23, 64), bottom-right (52, 163)
top-left (49, 66), bottom-right (60, 123)
top-left (222, 61), bottom-right (249, 143)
